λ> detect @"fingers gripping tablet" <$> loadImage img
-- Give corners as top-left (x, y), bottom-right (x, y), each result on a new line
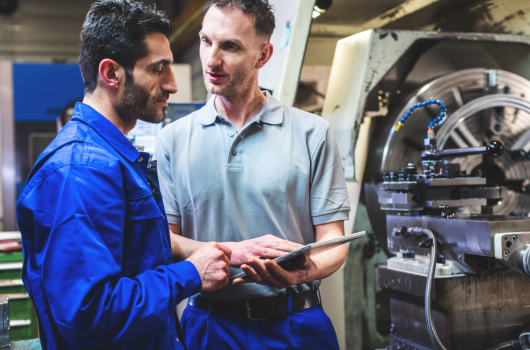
top-left (229, 231), bottom-right (366, 280)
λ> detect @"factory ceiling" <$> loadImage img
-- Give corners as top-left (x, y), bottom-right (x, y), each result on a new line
top-left (310, 0), bottom-right (528, 37)
top-left (0, 0), bottom-right (528, 62)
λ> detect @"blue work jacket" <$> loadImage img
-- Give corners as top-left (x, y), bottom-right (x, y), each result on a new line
top-left (16, 103), bottom-right (201, 349)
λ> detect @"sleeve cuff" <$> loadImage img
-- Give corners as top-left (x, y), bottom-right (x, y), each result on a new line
top-left (168, 260), bottom-right (202, 304)
top-left (166, 213), bottom-right (182, 225)
top-left (311, 210), bottom-right (350, 225)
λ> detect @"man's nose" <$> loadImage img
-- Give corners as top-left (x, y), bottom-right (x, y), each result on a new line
top-left (206, 46), bottom-right (222, 69)
top-left (164, 66), bottom-right (178, 94)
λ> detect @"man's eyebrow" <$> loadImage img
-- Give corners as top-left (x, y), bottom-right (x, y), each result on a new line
top-left (220, 38), bottom-right (243, 46)
top-left (148, 58), bottom-right (173, 67)
top-left (198, 32), bottom-right (243, 47)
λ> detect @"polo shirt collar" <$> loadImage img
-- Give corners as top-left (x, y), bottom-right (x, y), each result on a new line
top-left (198, 91), bottom-right (283, 126)
top-left (71, 102), bottom-right (140, 162)
top-left (257, 91), bottom-right (283, 125)
top-left (197, 95), bottom-right (218, 125)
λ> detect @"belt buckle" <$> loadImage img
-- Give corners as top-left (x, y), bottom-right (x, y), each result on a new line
top-left (245, 301), bottom-right (267, 322)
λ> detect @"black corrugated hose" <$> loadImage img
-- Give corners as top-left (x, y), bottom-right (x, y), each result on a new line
top-left (410, 227), bottom-right (447, 350)
top-left (486, 340), bottom-right (522, 350)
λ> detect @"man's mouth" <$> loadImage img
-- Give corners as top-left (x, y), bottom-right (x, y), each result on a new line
top-left (156, 99), bottom-right (168, 107)
top-left (207, 71), bottom-right (227, 82)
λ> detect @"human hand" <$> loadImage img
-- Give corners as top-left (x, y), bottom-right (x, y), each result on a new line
top-left (225, 235), bottom-right (303, 266)
top-left (186, 242), bottom-right (232, 293)
top-left (231, 253), bottom-right (316, 289)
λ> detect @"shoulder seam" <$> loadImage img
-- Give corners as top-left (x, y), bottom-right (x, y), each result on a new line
top-left (309, 124), bottom-right (331, 161)
top-left (21, 163), bottom-right (123, 205)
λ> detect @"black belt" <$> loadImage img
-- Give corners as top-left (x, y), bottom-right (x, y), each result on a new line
top-left (188, 289), bottom-right (321, 322)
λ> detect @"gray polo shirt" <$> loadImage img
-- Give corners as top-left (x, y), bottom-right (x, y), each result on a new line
top-left (154, 92), bottom-right (350, 301)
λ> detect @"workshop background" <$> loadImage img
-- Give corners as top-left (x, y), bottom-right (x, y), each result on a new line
top-left (1, 0), bottom-right (530, 349)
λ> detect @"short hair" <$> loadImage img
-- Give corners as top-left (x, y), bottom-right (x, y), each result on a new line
top-left (79, 0), bottom-right (172, 94)
top-left (204, 0), bottom-right (275, 41)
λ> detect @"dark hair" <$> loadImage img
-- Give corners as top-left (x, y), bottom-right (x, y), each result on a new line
top-left (204, 0), bottom-right (275, 41)
top-left (79, 0), bottom-right (172, 94)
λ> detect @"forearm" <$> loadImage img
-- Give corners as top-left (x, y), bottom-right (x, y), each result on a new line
top-left (168, 226), bottom-right (264, 264)
top-left (171, 233), bottom-right (206, 261)
top-left (169, 224), bottom-right (206, 261)
top-left (307, 245), bottom-right (347, 281)
top-left (305, 220), bottom-right (347, 281)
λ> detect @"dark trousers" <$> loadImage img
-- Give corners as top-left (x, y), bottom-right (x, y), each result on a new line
top-left (181, 300), bottom-right (340, 350)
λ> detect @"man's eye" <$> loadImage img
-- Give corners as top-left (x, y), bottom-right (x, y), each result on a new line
top-left (154, 69), bottom-right (163, 74)
top-left (225, 44), bottom-right (239, 51)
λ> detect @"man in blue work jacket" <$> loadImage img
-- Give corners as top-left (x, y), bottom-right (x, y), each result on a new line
top-left (16, 1), bottom-right (232, 349)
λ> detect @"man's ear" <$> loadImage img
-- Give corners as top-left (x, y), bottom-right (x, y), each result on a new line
top-left (255, 43), bottom-right (273, 69)
top-left (98, 59), bottom-right (124, 89)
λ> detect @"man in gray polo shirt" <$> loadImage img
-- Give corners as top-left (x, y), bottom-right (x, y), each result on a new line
top-left (154, 0), bottom-right (350, 348)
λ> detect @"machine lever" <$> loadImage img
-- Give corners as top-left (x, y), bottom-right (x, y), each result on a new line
top-left (421, 140), bottom-right (504, 160)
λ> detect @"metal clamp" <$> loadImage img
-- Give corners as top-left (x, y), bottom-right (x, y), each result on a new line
top-left (494, 232), bottom-right (530, 276)
top-left (392, 226), bottom-right (427, 237)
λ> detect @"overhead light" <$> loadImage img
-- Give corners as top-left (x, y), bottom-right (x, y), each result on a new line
top-left (312, 0), bottom-right (332, 19)
top-left (312, 6), bottom-right (325, 19)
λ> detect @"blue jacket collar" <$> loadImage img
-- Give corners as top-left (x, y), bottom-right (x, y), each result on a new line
top-left (198, 91), bottom-right (283, 126)
top-left (71, 102), bottom-right (140, 162)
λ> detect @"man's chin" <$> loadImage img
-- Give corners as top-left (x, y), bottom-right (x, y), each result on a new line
top-left (138, 113), bottom-right (165, 124)
top-left (206, 82), bottom-right (226, 95)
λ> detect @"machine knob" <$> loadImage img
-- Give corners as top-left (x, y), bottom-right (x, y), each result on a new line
top-left (402, 249), bottom-right (415, 259)
top-left (486, 140), bottom-right (504, 157)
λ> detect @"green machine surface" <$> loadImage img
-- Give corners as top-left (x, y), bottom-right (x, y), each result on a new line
top-left (0, 251), bottom-right (39, 341)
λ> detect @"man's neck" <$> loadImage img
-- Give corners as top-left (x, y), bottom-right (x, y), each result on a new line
top-left (83, 91), bottom-right (136, 135)
top-left (214, 85), bottom-right (266, 132)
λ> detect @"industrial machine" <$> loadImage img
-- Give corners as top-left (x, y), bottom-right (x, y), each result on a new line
top-left (376, 103), bottom-right (530, 349)
top-left (322, 29), bottom-right (530, 349)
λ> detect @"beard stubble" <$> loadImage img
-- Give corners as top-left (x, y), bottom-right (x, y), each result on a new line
top-left (204, 58), bottom-right (256, 102)
top-left (116, 73), bottom-right (169, 125)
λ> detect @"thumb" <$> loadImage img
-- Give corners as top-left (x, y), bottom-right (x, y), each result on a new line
top-left (217, 243), bottom-right (232, 259)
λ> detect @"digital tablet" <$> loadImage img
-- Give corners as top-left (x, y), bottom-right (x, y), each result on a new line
top-left (229, 231), bottom-right (366, 280)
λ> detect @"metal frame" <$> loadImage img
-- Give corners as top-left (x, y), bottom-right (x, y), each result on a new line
top-left (322, 29), bottom-right (530, 180)
top-left (0, 62), bottom-right (15, 231)
top-left (274, 0), bottom-right (315, 106)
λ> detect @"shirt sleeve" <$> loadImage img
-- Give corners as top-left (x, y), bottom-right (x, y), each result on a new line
top-left (20, 164), bottom-right (200, 347)
top-left (154, 133), bottom-right (182, 225)
top-left (310, 126), bottom-right (351, 225)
